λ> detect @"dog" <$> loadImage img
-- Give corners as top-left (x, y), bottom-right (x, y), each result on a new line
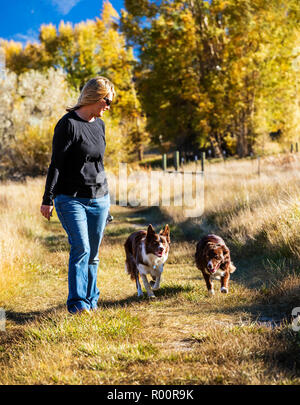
top-left (124, 224), bottom-right (170, 298)
top-left (195, 234), bottom-right (236, 295)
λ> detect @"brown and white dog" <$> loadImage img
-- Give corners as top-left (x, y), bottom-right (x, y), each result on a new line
top-left (124, 224), bottom-right (170, 298)
top-left (195, 234), bottom-right (236, 295)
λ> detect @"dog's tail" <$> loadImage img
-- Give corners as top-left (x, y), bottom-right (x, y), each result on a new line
top-left (229, 262), bottom-right (236, 274)
top-left (124, 237), bottom-right (139, 282)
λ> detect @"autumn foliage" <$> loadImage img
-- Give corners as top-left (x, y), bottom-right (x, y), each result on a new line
top-left (0, 1), bottom-right (146, 174)
top-left (1, 0), bottom-right (300, 175)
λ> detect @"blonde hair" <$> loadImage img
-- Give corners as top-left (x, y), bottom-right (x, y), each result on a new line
top-left (66, 76), bottom-right (115, 112)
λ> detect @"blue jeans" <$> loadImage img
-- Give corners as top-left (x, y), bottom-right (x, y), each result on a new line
top-left (54, 193), bottom-right (110, 314)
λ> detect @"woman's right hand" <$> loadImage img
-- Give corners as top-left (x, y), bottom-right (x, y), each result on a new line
top-left (40, 205), bottom-right (54, 221)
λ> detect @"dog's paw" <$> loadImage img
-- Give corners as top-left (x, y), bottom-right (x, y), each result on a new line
top-left (147, 293), bottom-right (156, 299)
top-left (208, 289), bottom-right (215, 296)
top-left (220, 287), bottom-right (228, 294)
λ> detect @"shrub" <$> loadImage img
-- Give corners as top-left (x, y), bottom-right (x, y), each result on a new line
top-left (0, 68), bottom-right (75, 175)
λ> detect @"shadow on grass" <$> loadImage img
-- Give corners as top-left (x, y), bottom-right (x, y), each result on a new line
top-left (210, 301), bottom-right (289, 323)
top-left (38, 217), bottom-right (70, 252)
top-left (4, 285), bottom-right (190, 327)
top-left (5, 304), bottom-right (66, 325)
top-left (40, 234), bottom-right (69, 252)
top-left (111, 205), bottom-right (205, 243)
top-left (105, 226), bottom-right (140, 238)
top-left (112, 205), bottom-right (171, 227)
top-left (100, 284), bottom-right (192, 308)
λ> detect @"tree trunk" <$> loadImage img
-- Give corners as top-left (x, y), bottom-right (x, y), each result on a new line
top-left (236, 111), bottom-right (249, 157)
top-left (138, 145), bottom-right (144, 161)
top-left (209, 134), bottom-right (222, 157)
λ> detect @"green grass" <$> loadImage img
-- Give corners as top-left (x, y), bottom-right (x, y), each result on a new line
top-left (1, 161), bottom-right (300, 384)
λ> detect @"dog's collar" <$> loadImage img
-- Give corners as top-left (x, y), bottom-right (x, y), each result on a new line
top-left (144, 263), bottom-right (158, 270)
top-left (140, 261), bottom-right (162, 272)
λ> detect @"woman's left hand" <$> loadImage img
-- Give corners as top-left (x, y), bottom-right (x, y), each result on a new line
top-left (40, 205), bottom-right (54, 221)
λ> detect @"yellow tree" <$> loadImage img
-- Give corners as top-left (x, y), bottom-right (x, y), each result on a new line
top-left (121, 0), bottom-right (212, 152)
top-left (121, 0), bottom-right (300, 156)
top-left (97, 1), bottom-right (148, 160)
top-left (1, 1), bottom-right (148, 162)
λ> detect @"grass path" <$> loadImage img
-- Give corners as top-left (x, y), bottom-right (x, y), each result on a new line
top-left (1, 201), bottom-right (300, 385)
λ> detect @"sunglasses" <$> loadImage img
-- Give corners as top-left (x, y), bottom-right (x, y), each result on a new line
top-left (103, 97), bottom-right (112, 106)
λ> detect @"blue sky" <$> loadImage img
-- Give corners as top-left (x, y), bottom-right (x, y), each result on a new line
top-left (0, 0), bottom-right (125, 45)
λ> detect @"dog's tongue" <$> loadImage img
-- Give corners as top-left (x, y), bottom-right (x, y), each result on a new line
top-left (209, 263), bottom-right (220, 273)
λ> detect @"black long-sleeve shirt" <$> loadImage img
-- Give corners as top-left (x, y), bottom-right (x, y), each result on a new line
top-left (42, 111), bottom-right (108, 206)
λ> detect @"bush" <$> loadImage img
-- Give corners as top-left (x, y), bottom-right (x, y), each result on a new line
top-left (0, 68), bottom-right (75, 175)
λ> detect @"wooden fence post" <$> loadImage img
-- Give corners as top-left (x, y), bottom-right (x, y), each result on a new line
top-left (174, 151), bottom-right (179, 171)
top-left (162, 153), bottom-right (167, 171)
top-left (201, 151), bottom-right (205, 172)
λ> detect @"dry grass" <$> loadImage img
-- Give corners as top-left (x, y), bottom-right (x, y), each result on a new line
top-left (1, 155), bottom-right (300, 385)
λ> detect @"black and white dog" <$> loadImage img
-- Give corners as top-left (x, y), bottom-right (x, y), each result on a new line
top-left (124, 224), bottom-right (170, 298)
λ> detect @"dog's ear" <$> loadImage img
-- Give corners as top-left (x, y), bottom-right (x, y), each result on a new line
top-left (146, 224), bottom-right (155, 237)
top-left (160, 224), bottom-right (170, 243)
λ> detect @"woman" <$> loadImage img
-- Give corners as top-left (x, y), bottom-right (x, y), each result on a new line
top-left (40, 76), bottom-right (115, 314)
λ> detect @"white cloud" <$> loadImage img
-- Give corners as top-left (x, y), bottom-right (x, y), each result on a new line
top-left (50, 0), bottom-right (82, 15)
top-left (13, 29), bottom-right (39, 45)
